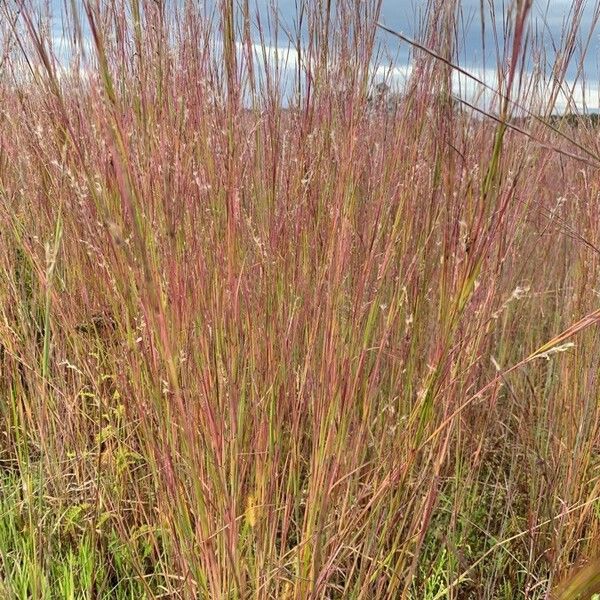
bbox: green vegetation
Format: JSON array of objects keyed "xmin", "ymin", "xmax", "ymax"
[{"xmin": 1, "ymin": 0, "xmax": 600, "ymax": 597}]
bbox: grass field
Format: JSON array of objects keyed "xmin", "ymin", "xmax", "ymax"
[{"xmin": 2, "ymin": 0, "xmax": 600, "ymax": 597}]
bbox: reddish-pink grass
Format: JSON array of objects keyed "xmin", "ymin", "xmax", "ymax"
[{"xmin": 1, "ymin": 0, "xmax": 600, "ymax": 598}]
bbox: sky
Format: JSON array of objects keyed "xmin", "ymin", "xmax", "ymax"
[
  {"xmin": 378, "ymin": 0, "xmax": 600, "ymax": 111},
  {"xmin": 47, "ymin": 0, "xmax": 600, "ymax": 112},
  {"xmin": 247, "ymin": 0, "xmax": 600, "ymax": 110}
]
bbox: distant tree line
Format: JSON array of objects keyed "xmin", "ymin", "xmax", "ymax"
[
  {"xmin": 367, "ymin": 82, "xmax": 460, "ymax": 113},
  {"xmin": 512, "ymin": 112, "xmax": 600, "ymax": 128}
]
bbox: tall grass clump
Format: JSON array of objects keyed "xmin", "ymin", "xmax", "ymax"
[{"xmin": 2, "ymin": 0, "xmax": 600, "ymax": 597}]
